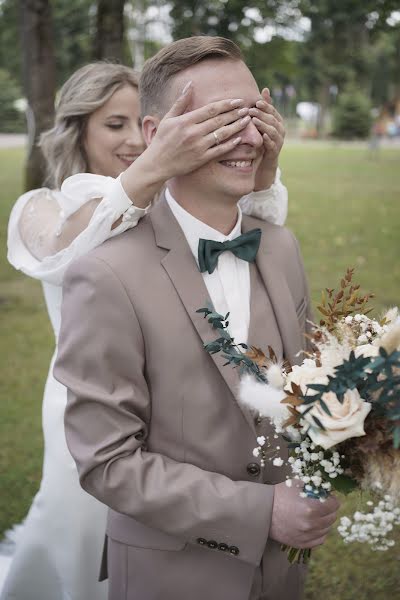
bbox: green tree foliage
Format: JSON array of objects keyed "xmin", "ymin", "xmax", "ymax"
[
  {"xmin": 0, "ymin": 0, "xmax": 20, "ymax": 79},
  {"xmin": 0, "ymin": 69, "xmax": 26, "ymax": 133},
  {"xmin": 52, "ymin": 0, "xmax": 93, "ymax": 86},
  {"xmin": 0, "ymin": 0, "xmax": 93, "ymax": 90},
  {"xmin": 0, "ymin": 0, "xmax": 399, "ymax": 126},
  {"xmin": 332, "ymin": 89, "xmax": 372, "ymax": 139},
  {"xmin": 169, "ymin": 0, "xmax": 281, "ymax": 45},
  {"xmin": 299, "ymin": 0, "xmax": 398, "ymax": 91},
  {"xmin": 294, "ymin": 0, "xmax": 399, "ymax": 133},
  {"xmin": 168, "ymin": 0, "xmax": 301, "ymax": 98},
  {"xmin": 369, "ymin": 25, "xmax": 400, "ymax": 106}
]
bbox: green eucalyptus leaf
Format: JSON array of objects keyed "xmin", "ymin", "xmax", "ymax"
[
  {"xmin": 393, "ymin": 427, "xmax": 400, "ymax": 450},
  {"xmin": 319, "ymin": 398, "xmax": 332, "ymax": 416},
  {"xmin": 312, "ymin": 415, "xmax": 326, "ymax": 430}
]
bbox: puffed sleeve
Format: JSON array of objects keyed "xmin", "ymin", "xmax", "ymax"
[
  {"xmin": 7, "ymin": 174, "xmax": 150, "ymax": 286},
  {"xmin": 239, "ymin": 167, "xmax": 288, "ymax": 226}
]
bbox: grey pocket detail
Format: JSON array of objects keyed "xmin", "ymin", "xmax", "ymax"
[{"xmin": 107, "ymin": 512, "xmax": 186, "ymax": 551}]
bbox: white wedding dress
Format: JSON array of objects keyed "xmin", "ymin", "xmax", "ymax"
[{"xmin": 1, "ymin": 172, "xmax": 288, "ymax": 600}]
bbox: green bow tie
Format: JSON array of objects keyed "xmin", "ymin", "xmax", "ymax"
[{"xmin": 198, "ymin": 228, "xmax": 262, "ymax": 274}]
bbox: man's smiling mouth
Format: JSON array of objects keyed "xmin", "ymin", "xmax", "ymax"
[{"xmin": 219, "ymin": 159, "xmax": 254, "ymax": 169}]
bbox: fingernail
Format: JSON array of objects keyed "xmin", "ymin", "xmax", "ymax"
[
  {"xmin": 241, "ymin": 115, "xmax": 251, "ymax": 125},
  {"xmin": 233, "ymin": 137, "xmax": 242, "ymax": 145},
  {"xmin": 231, "ymin": 99, "xmax": 244, "ymax": 107},
  {"xmin": 181, "ymin": 81, "xmax": 192, "ymax": 95},
  {"xmin": 238, "ymin": 107, "xmax": 249, "ymax": 116}
]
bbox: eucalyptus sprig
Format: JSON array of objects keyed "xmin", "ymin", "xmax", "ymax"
[{"xmin": 196, "ymin": 307, "xmax": 267, "ymax": 382}]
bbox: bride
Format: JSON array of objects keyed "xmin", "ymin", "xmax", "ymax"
[{"xmin": 3, "ymin": 61, "xmax": 287, "ymax": 599}]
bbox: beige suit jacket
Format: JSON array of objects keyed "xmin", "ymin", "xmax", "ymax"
[{"xmin": 54, "ymin": 195, "xmax": 312, "ymax": 600}]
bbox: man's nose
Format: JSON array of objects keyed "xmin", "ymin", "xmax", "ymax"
[{"xmin": 240, "ymin": 118, "xmax": 263, "ymax": 148}]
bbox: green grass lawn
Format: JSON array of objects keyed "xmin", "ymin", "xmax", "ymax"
[{"xmin": 0, "ymin": 144, "xmax": 399, "ymax": 597}]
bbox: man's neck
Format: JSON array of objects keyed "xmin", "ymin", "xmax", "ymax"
[{"xmin": 167, "ymin": 181, "xmax": 240, "ymax": 236}]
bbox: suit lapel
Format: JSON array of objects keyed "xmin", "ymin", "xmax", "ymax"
[
  {"xmin": 150, "ymin": 195, "xmax": 255, "ymax": 433},
  {"xmin": 247, "ymin": 263, "xmax": 271, "ymax": 355},
  {"xmin": 243, "ymin": 216, "xmax": 302, "ymax": 366}
]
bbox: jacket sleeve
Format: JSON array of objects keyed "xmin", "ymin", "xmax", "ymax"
[{"xmin": 54, "ymin": 253, "xmax": 274, "ymax": 567}]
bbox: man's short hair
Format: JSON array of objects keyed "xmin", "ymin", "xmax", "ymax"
[{"xmin": 140, "ymin": 36, "xmax": 243, "ymax": 118}]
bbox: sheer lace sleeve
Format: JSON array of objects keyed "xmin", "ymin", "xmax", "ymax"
[
  {"xmin": 239, "ymin": 167, "xmax": 288, "ymax": 226},
  {"xmin": 7, "ymin": 175, "xmax": 150, "ymax": 286}
]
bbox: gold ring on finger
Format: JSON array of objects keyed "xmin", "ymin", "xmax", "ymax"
[{"xmin": 213, "ymin": 131, "xmax": 221, "ymax": 145}]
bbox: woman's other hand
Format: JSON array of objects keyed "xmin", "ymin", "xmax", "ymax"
[{"xmin": 249, "ymin": 88, "xmax": 286, "ymax": 191}]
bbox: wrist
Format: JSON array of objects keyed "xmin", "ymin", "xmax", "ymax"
[{"xmin": 120, "ymin": 151, "xmax": 167, "ymax": 208}]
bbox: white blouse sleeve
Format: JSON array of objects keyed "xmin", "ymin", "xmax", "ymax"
[
  {"xmin": 239, "ymin": 167, "xmax": 288, "ymax": 226},
  {"xmin": 7, "ymin": 174, "xmax": 150, "ymax": 286}
]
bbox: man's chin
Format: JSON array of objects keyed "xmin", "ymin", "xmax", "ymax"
[
  {"xmin": 220, "ymin": 175, "xmax": 256, "ymax": 198},
  {"xmin": 218, "ymin": 182, "xmax": 255, "ymax": 201}
]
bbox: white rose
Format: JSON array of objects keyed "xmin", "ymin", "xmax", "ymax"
[
  {"xmin": 354, "ymin": 344, "xmax": 380, "ymax": 359},
  {"xmin": 300, "ymin": 389, "xmax": 371, "ymax": 450},
  {"xmin": 285, "ymin": 359, "xmax": 331, "ymax": 395}
]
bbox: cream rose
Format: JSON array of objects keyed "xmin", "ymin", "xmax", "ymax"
[
  {"xmin": 300, "ymin": 389, "xmax": 372, "ymax": 450},
  {"xmin": 285, "ymin": 359, "xmax": 332, "ymax": 395},
  {"xmin": 354, "ymin": 344, "xmax": 380, "ymax": 359}
]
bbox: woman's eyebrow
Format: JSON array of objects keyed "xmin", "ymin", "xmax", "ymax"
[{"xmin": 105, "ymin": 114, "xmax": 128, "ymax": 120}]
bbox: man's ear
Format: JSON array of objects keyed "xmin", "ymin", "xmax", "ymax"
[{"xmin": 142, "ymin": 116, "xmax": 160, "ymax": 147}]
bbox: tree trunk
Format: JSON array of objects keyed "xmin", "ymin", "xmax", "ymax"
[
  {"xmin": 93, "ymin": 0, "xmax": 125, "ymax": 61},
  {"xmin": 20, "ymin": 0, "xmax": 56, "ymax": 191},
  {"xmin": 316, "ymin": 81, "xmax": 331, "ymax": 138}
]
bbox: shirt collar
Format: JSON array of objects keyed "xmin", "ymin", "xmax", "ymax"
[{"xmin": 165, "ymin": 187, "xmax": 242, "ymax": 263}]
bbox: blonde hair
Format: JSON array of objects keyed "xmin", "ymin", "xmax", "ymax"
[
  {"xmin": 140, "ymin": 36, "xmax": 242, "ymax": 118},
  {"xmin": 40, "ymin": 62, "xmax": 139, "ymax": 188}
]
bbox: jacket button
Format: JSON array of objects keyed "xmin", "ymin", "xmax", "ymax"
[
  {"xmin": 229, "ymin": 546, "xmax": 240, "ymax": 556},
  {"xmin": 247, "ymin": 463, "xmax": 261, "ymax": 477},
  {"xmin": 197, "ymin": 538, "xmax": 207, "ymax": 546},
  {"xmin": 207, "ymin": 540, "xmax": 218, "ymax": 549},
  {"xmin": 218, "ymin": 543, "xmax": 228, "ymax": 552}
]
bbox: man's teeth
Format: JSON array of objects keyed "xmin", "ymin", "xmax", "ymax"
[
  {"xmin": 222, "ymin": 160, "xmax": 252, "ymax": 168},
  {"xmin": 119, "ymin": 155, "xmax": 136, "ymax": 161}
]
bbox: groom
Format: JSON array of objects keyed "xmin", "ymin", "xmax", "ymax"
[{"xmin": 54, "ymin": 37, "xmax": 339, "ymax": 600}]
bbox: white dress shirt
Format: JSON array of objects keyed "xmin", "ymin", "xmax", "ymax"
[{"xmin": 165, "ymin": 188, "xmax": 251, "ymax": 345}]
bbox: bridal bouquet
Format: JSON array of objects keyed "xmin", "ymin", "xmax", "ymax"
[{"xmin": 197, "ymin": 269, "xmax": 400, "ymax": 563}]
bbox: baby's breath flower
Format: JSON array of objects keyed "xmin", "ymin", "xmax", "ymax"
[{"xmin": 338, "ymin": 496, "xmax": 400, "ymax": 551}]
